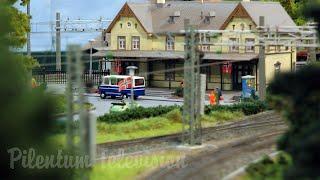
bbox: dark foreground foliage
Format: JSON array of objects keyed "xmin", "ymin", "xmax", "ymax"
[
  {"xmin": 245, "ymin": 152, "xmax": 292, "ymax": 180},
  {"xmin": 267, "ymin": 64, "xmax": 320, "ymax": 179}
]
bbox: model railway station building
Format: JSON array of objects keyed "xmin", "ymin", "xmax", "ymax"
[{"xmin": 86, "ymin": 0, "xmax": 297, "ymax": 91}]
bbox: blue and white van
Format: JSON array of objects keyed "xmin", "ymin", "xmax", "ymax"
[{"xmin": 98, "ymin": 75, "xmax": 145, "ymax": 99}]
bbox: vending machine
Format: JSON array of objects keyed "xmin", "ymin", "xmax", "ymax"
[{"xmin": 242, "ymin": 75, "xmax": 256, "ymax": 98}]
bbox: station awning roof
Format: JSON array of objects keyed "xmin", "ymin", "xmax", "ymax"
[{"xmin": 94, "ymin": 50, "xmax": 258, "ymax": 61}]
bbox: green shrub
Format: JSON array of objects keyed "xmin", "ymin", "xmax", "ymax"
[
  {"xmin": 98, "ymin": 105, "xmax": 180, "ymax": 123},
  {"xmin": 53, "ymin": 94, "xmax": 67, "ymax": 114},
  {"xmin": 165, "ymin": 109, "xmax": 182, "ymax": 123},
  {"xmin": 205, "ymin": 100, "xmax": 267, "ymax": 116},
  {"xmin": 201, "ymin": 111, "xmax": 244, "ymax": 123},
  {"xmin": 245, "ymin": 153, "xmax": 292, "ymax": 180},
  {"xmin": 174, "ymin": 87, "xmax": 184, "ymax": 97}
]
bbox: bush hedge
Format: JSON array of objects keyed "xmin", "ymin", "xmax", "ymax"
[
  {"xmin": 98, "ymin": 105, "xmax": 181, "ymax": 123},
  {"xmin": 205, "ymin": 100, "xmax": 267, "ymax": 116},
  {"xmin": 98, "ymin": 100, "xmax": 267, "ymax": 124}
]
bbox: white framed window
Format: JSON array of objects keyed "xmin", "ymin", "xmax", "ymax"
[
  {"xmin": 132, "ymin": 36, "xmax": 140, "ymax": 50},
  {"xmin": 245, "ymin": 38, "xmax": 255, "ymax": 52},
  {"xmin": 200, "ymin": 34, "xmax": 210, "ymax": 43},
  {"xmin": 229, "ymin": 38, "xmax": 239, "ymax": 52},
  {"xmin": 166, "ymin": 36, "xmax": 175, "ymax": 51},
  {"xmin": 118, "ymin": 36, "xmax": 126, "ymax": 50},
  {"xmin": 201, "ymin": 45, "xmax": 210, "ymax": 52}
]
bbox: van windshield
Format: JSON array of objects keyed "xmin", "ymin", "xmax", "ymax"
[{"xmin": 135, "ymin": 78, "xmax": 145, "ymax": 86}]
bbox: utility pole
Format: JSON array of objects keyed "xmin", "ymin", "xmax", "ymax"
[
  {"xmin": 183, "ymin": 19, "xmax": 202, "ymax": 146},
  {"xmin": 199, "ymin": 74, "xmax": 206, "ymax": 115},
  {"xmin": 72, "ymin": 45, "xmax": 96, "ymax": 178},
  {"xmin": 27, "ymin": 1, "xmax": 31, "ymax": 56},
  {"xmin": 89, "ymin": 39, "xmax": 96, "ymax": 77},
  {"xmin": 258, "ymin": 16, "xmax": 266, "ymax": 101},
  {"xmin": 127, "ymin": 66, "xmax": 138, "ymax": 108},
  {"xmin": 66, "ymin": 45, "xmax": 76, "ymax": 151},
  {"xmin": 56, "ymin": 12, "xmax": 62, "ymax": 70}
]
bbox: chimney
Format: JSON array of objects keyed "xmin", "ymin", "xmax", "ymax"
[{"xmin": 156, "ymin": 0, "xmax": 165, "ymax": 8}]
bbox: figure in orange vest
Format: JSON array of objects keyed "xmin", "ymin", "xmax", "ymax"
[
  {"xmin": 31, "ymin": 78, "xmax": 37, "ymax": 89},
  {"xmin": 209, "ymin": 91, "xmax": 216, "ymax": 105}
]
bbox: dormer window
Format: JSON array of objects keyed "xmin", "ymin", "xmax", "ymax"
[
  {"xmin": 168, "ymin": 16, "xmax": 175, "ymax": 24},
  {"xmin": 168, "ymin": 11, "xmax": 180, "ymax": 24},
  {"xmin": 249, "ymin": 24, "xmax": 252, "ymax": 30},
  {"xmin": 135, "ymin": 23, "xmax": 138, "ymax": 29},
  {"xmin": 204, "ymin": 11, "xmax": 215, "ymax": 24},
  {"xmin": 232, "ymin": 25, "xmax": 236, "ymax": 30},
  {"xmin": 120, "ymin": 23, "xmax": 123, "ymax": 28},
  {"xmin": 204, "ymin": 16, "xmax": 211, "ymax": 24}
]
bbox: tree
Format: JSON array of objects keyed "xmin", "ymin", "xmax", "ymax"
[
  {"xmin": 0, "ymin": 1, "xmax": 74, "ymax": 179},
  {"xmin": 268, "ymin": 64, "xmax": 320, "ymax": 179},
  {"xmin": 304, "ymin": 0, "xmax": 320, "ymax": 33},
  {"xmin": 3, "ymin": 0, "xmax": 37, "ymax": 70},
  {"xmin": 262, "ymin": 0, "xmax": 307, "ymax": 25}
]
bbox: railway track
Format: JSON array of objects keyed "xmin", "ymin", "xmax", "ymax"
[
  {"xmin": 96, "ymin": 111, "xmax": 286, "ymax": 160},
  {"xmin": 146, "ymin": 130, "xmax": 286, "ymax": 180}
]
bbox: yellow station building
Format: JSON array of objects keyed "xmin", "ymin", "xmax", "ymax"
[{"xmin": 90, "ymin": 0, "xmax": 297, "ymax": 91}]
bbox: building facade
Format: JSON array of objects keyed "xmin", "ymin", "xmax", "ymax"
[{"xmin": 92, "ymin": 0, "xmax": 297, "ymax": 90}]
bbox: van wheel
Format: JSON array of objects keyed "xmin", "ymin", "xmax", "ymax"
[
  {"xmin": 100, "ymin": 93, "xmax": 106, "ymax": 99},
  {"xmin": 120, "ymin": 95, "xmax": 125, "ymax": 100},
  {"xmin": 111, "ymin": 95, "xmax": 116, "ymax": 99},
  {"xmin": 134, "ymin": 96, "xmax": 138, "ymax": 100}
]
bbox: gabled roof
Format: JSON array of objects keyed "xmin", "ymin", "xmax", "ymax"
[
  {"xmin": 106, "ymin": 3, "xmax": 152, "ymax": 33},
  {"xmin": 220, "ymin": 2, "xmax": 256, "ymax": 30},
  {"xmin": 105, "ymin": 1, "xmax": 296, "ymax": 34}
]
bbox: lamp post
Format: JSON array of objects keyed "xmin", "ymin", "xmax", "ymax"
[
  {"xmin": 274, "ymin": 61, "xmax": 281, "ymax": 75},
  {"xmin": 126, "ymin": 66, "xmax": 138, "ymax": 108},
  {"xmin": 89, "ymin": 39, "xmax": 95, "ymax": 77}
]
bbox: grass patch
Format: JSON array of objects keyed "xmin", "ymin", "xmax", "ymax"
[
  {"xmin": 52, "ymin": 109, "xmax": 245, "ymax": 145},
  {"xmin": 90, "ymin": 151, "xmax": 183, "ymax": 180},
  {"xmin": 96, "ymin": 116, "xmax": 182, "ymax": 143},
  {"xmin": 201, "ymin": 111, "xmax": 245, "ymax": 126},
  {"xmin": 53, "ymin": 94, "xmax": 93, "ymax": 114}
]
